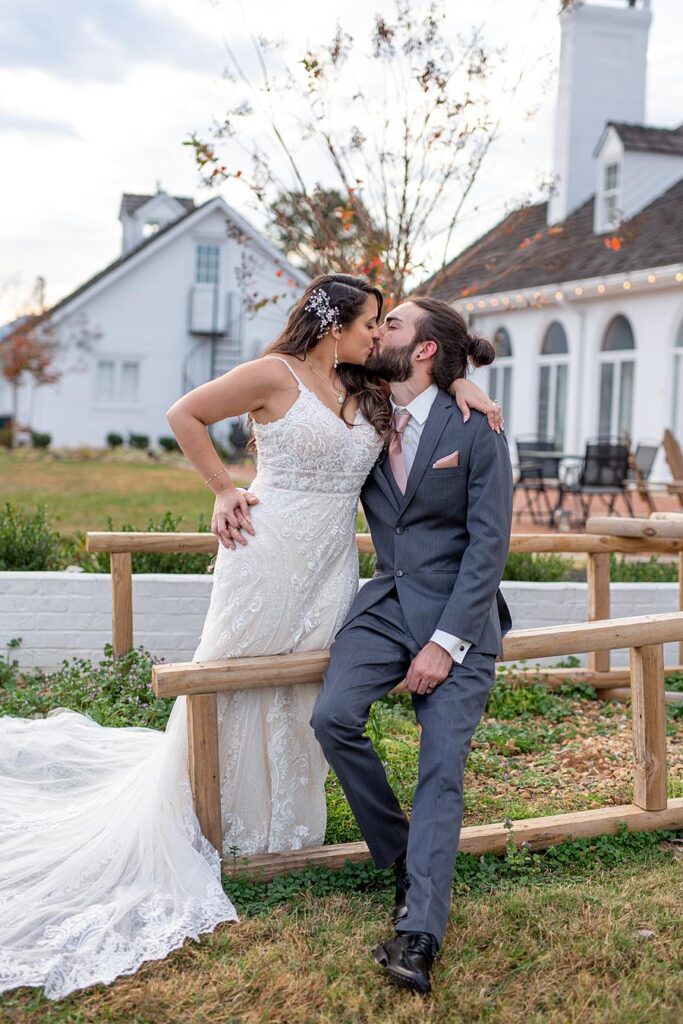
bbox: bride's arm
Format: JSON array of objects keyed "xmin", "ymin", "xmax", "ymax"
[
  {"xmin": 451, "ymin": 378, "xmax": 504, "ymax": 433},
  {"xmin": 166, "ymin": 358, "xmax": 292, "ymax": 549}
]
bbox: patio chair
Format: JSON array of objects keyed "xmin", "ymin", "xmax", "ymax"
[
  {"xmin": 557, "ymin": 437, "xmax": 634, "ymax": 526},
  {"xmin": 627, "ymin": 440, "xmax": 660, "ymax": 514},
  {"xmin": 662, "ymin": 429, "xmax": 683, "ymax": 508},
  {"xmin": 513, "ymin": 436, "xmax": 561, "ymax": 526}
]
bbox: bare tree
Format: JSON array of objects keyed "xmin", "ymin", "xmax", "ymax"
[{"xmin": 186, "ymin": 0, "xmax": 544, "ymax": 306}]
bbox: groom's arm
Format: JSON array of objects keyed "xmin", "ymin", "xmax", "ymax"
[{"xmin": 435, "ymin": 416, "xmax": 513, "ymax": 645}]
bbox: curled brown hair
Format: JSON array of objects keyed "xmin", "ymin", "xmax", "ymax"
[
  {"xmin": 262, "ymin": 274, "xmax": 391, "ymax": 436},
  {"xmin": 410, "ymin": 295, "xmax": 496, "ymax": 390}
]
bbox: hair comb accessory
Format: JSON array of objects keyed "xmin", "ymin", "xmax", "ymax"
[{"xmin": 304, "ymin": 288, "xmax": 341, "ymax": 339}]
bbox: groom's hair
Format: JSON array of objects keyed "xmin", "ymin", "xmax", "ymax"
[{"xmin": 410, "ymin": 296, "xmax": 496, "ymax": 390}]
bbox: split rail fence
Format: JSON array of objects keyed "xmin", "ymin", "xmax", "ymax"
[{"xmin": 85, "ymin": 529, "xmax": 683, "ymax": 876}]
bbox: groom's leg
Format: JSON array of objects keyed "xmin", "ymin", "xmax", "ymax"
[
  {"xmin": 397, "ymin": 650, "xmax": 496, "ymax": 946},
  {"xmin": 311, "ymin": 590, "xmax": 412, "ymax": 868}
]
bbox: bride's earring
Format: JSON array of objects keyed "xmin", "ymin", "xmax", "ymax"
[{"xmin": 333, "ymin": 333, "xmax": 339, "ymax": 369}]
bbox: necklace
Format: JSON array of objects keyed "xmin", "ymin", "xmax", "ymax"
[{"xmin": 306, "ymin": 356, "xmax": 346, "ymax": 405}]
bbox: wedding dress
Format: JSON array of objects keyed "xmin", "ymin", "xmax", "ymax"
[{"xmin": 0, "ymin": 357, "xmax": 382, "ymax": 999}]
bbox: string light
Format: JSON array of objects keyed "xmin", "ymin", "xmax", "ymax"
[
  {"xmin": 647, "ymin": 274, "xmax": 656, "ymax": 284},
  {"xmin": 554, "ymin": 290, "xmax": 564, "ymax": 300},
  {"xmin": 516, "ymin": 294, "xmax": 524, "ymax": 303},
  {"xmin": 502, "ymin": 296, "xmax": 510, "ymax": 305},
  {"xmin": 574, "ymin": 286, "xmax": 583, "ymax": 295},
  {"xmin": 623, "ymin": 281, "xmax": 631, "ymax": 290},
  {"xmin": 490, "ymin": 298, "xmax": 499, "ymax": 307},
  {"xmin": 478, "ymin": 300, "xmax": 486, "ymax": 308},
  {"xmin": 597, "ymin": 284, "xmax": 606, "ymax": 293},
  {"xmin": 466, "ymin": 302, "xmax": 474, "ymax": 311},
  {"xmin": 676, "ymin": 273, "xmax": 683, "ymax": 282}
]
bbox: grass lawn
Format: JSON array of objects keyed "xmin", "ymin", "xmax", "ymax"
[
  {"xmin": 0, "ymin": 450, "xmax": 254, "ymax": 535},
  {"xmin": 2, "ymin": 648, "xmax": 682, "ymax": 1022}
]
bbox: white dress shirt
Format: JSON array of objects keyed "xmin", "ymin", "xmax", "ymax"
[{"xmin": 390, "ymin": 384, "xmax": 472, "ymax": 665}]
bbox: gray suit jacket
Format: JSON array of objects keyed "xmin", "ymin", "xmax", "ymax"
[{"xmin": 347, "ymin": 388, "xmax": 513, "ymax": 657}]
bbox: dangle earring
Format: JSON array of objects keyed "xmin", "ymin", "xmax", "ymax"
[{"xmin": 333, "ymin": 333, "xmax": 339, "ymax": 369}]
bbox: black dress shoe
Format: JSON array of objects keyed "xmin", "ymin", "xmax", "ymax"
[
  {"xmin": 392, "ymin": 853, "xmax": 410, "ymax": 925},
  {"xmin": 373, "ymin": 931, "xmax": 439, "ymax": 995}
]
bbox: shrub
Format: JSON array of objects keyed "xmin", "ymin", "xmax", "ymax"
[
  {"xmin": 0, "ymin": 503, "xmax": 65, "ymax": 570},
  {"xmin": 84, "ymin": 510, "xmax": 214, "ymax": 574},
  {"xmin": 610, "ymin": 554, "xmax": 678, "ymax": 583},
  {"xmin": 158, "ymin": 435, "xmax": 181, "ymax": 452},
  {"xmin": 128, "ymin": 433, "xmax": 150, "ymax": 450},
  {"xmin": 30, "ymin": 430, "xmax": 51, "ymax": 448},
  {"xmin": 0, "ymin": 426, "xmax": 12, "ymax": 448},
  {"xmin": 106, "ymin": 432, "xmax": 124, "ymax": 448},
  {"xmin": 503, "ymin": 552, "xmax": 568, "ymax": 582}
]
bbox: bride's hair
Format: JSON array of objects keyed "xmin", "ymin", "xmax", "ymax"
[{"xmin": 262, "ymin": 274, "xmax": 392, "ymax": 436}]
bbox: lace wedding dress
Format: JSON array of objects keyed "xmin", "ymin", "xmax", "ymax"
[{"xmin": 0, "ymin": 357, "xmax": 382, "ymax": 999}]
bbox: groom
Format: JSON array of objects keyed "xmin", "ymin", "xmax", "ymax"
[{"xmin": 311, "ymin": 296, "xmax": 513, "ymax": 995}]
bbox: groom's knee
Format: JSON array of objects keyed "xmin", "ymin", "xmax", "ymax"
[{"xmin": 310, "ymin": 688, "xmax": 361, "ymax": 748}]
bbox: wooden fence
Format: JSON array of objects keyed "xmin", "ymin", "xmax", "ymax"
[
  {"xmin": 150, "ymin": 612, "xmax": 683, "ymax": 875},
  {"xmin": 83, "ymin": 530, "xmax": 683, "ymax": 877},
  {"xmin": 86, "ymin": 529, "xmax": 683, "ymax": 684}
]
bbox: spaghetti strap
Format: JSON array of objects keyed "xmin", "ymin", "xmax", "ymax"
[{"xmin": 264, "ymin": 355, "xmax": 306, "ymax": 390}]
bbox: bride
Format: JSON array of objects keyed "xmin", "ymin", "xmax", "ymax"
[{"xmin": 0, "ymin": 274, "xmax": 502, "ymax": 999}]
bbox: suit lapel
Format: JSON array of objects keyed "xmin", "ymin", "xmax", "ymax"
[
  {"xmin": 399, "ymin": 389, "xmax": 454, "ymax": 514},
  {"xmin": 370, "ymin": 452, "xmax": 400, "ymax": 511}
]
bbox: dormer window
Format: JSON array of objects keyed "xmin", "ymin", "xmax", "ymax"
[
  {"xmin": 195, "ymin": 244, "xmax": 220, "ymax": 285},
  {"xmin": 603, "ymin": 162, "xmax": 621, "ymax": 226},
  {"xmin": 142, "ymin": 220, "xmax": 160, "ymax": 239}
]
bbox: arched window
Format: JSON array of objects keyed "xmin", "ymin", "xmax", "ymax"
[
  {"xmin": 672, "ymin": 319, "xmax": 683, "ymax": 432},
  {"xmin": 537, "ymin": 322, "xmax": 569, "ymax": 446},
  {"xmin": 598, "ymin": 315, "xmax": 635, "ymax": 438},
  {"xmin": 488, "ymin": 327, "xmax": 513, "ymax": 434}
]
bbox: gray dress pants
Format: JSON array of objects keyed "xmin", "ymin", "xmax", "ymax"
[{"xmin": 311, "ymin": 588, "xmax": 495, "ymax": 945}]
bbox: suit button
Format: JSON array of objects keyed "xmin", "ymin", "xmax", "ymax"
[
  {"xmin": 395, "ymin": 527, "xmax": 404, "ymax": 535},
  {"xmin": 395, "ymin": 570, "xmax": 404, "ymax": 577}
]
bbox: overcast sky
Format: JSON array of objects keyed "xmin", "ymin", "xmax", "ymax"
[{"xmin": 1, "ymin": 0, "xmax": 681, "ymax": 322}]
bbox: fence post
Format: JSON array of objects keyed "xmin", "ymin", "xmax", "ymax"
[
  {"xmin": 587, "ymin": 552, "xmax": 611, "ymax": 673},
  {"xmin": 187, "ymin": 693, "xmax": 223, "ymax": 855},
  {"xmin": 110, "ymin": 552, "xmax": 133, "ymax": 658},
  {"xmin": 629, "ymin": 643, "xmax": 667, "ymax": 811}
]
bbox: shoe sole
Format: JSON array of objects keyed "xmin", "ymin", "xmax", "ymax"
[{"xmin": 373, "ymin": 946, "xmax": 431, "ymax": 996}]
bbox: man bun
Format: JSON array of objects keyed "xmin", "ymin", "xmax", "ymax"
[{"xmin": 466, "ymin": 331, "xmax": 496, "ymax": 368}]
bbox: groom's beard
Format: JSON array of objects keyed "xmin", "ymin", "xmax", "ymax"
[{"xmin": 365, "ymin": 338, "xmax": 419, "ymax": 382}]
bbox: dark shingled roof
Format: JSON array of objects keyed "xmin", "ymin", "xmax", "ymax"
[
  {"xmin": 422, "ymin": 176, "xmax": 683, "ymax": 302},
  {"xmin": 608, "ymin": 121, "xmax": 683, "ymax": 156},
  {"xmin": 120, "ymin": 192, "xmax": 195, "ymax": 217}
]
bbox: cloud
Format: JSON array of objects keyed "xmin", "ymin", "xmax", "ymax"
[
  {"xmin": 0, "ymin": 0, "xmax": 226, "ymax": 82},
  {"xmin": 0, "ymin": 113, "xmax": 81, "ymax": 138}
]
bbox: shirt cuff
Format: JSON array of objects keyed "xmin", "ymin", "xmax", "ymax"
[{"xmin": 430, "ymin": 630, "xmax": 471, "ymax": 664}]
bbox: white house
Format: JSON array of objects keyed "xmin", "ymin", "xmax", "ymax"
[
  {"xmin": 423, "ymin": 0, "xmax": 683, "ymax": 473},
  {"xmin": 10, "ymin": 189, "xmax": 308, "ymax": 447}
]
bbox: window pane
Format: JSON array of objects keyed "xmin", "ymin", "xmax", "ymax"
[
  {"xmin": 489, "ymin": 366, "xmax": 498, "ymax": 403},
  {"xmin": 537, "ymin": 365, "xmax": 550, "ymax": 436},
  {"xmin": 493, "ymin": 327, "xmax": 512, "ymax": 358},
  {"xmin": 673, "ymin": 355, "xmax": 683, "ymax": 431},
  {"xmin": 599, "ymin": 363, "xmax": 614, "ymax": 437},
  {"xmin": 618, "ymin": 360, "xmax": 634, "ymax": 438},
  {"xmin": 604, "ymin": 162, "xmax": 619, "ymax": 191},
  {"xmin": 603, "ymin": 315, "xmax": 635, "ymax": 352},
  {"xmin": 542, "ymin": 322, "xmax": 568, "ymax": 356},
  {"xmin": 554, "ymin": 363, "xmax": 568, "ymax": 448},
  {"xmin": 605, "ymin": 195, "xmax": 618, "ymax": 225},
  {"xmin": 120, "ymin": 361, "xmax": 140, "ymax": 403},
  {"xmin": 195, "ymin": 244, "xmax": 220, "ymax": 285},
  {"xmin": 502, "ymin": 366, "xmax": 512, "ymax": 434},
  {"xmin": 96, "ymin": 360, "xmax": 115, "ymax": 402}
]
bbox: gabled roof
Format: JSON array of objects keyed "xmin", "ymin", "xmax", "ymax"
[
  {"xmin": 120, "ymin": 192, "xmax": 195, "ymax": 217},
  {"xmin": 608, "ymin": 121, "xmax": 683, "ymax": 157},
  {"xmin": 48, "ymin": 196, "xmax": 308, "ymax": 319},
  {"xmin": 421, "ymin": 176, "xmax": 683, "ymax": 302}
]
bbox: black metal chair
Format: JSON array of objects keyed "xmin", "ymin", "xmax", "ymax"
[
  {"xmin": 557, "ymin": 437, "xmax": 634, "ymax": 526},
  {"xmin": 514, "ymin": 436, "xmax": 562, "ymax": 526}
]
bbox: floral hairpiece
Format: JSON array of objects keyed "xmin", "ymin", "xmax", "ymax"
[{"xmin": 304, "ymin": 288, "xmax": 341, "ymax": 338}]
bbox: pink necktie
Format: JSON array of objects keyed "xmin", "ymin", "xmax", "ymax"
[{"xmin": 388, "ymin": 409, "xmax": 411, "ymax": 493}]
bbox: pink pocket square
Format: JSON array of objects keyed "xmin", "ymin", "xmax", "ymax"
[{"xmin": 432, "ymin": 450, "xmax": 460, "ymax": 469}]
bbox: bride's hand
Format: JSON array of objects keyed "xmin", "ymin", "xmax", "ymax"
[
  {"xmin": 451, "ymin": 378, "xmax": 504, "ymax": 433},
  {"xmin": 211, "ymin": 487, "xmax": 259, "ymax": 550}
]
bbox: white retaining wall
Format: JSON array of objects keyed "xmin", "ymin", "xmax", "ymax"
[{"xmin": 1, "ymin": 572, "xmax": 681, "ymax": 672}]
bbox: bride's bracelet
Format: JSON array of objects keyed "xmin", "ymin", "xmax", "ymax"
[{"xmin": 204, "ymin": 466, "xmax": 230, "ymax": 486}]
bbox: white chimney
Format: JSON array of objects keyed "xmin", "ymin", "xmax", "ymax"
[{"xmin": 547, "ymin": 0, "xmax": 652, "ymax": 225}]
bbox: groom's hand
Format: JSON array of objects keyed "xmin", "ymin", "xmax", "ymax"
[{"xmin": 405, "ymin": 642, "xmax": 453, "ymax": 696}]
